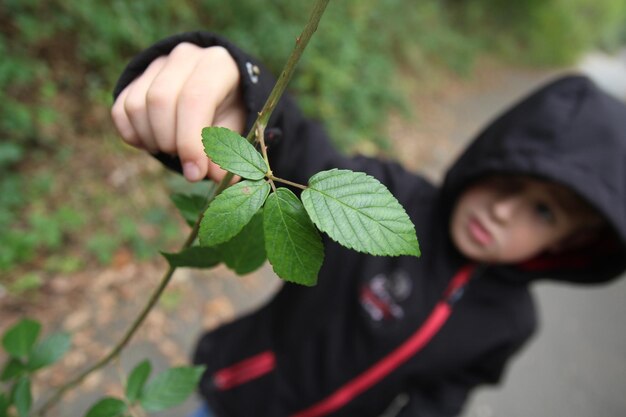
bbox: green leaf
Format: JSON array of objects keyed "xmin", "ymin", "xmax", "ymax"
[
  {"xmin": 13, "ymin": 377, "xmax": 31, "ymax": 417},
  {"xmin": 84, "ymin": 397, "xmax": 127, "ymax": 417},
  {"xmin": 0, "ymin": 393, "xmax": 9, "ymax": 417},
  {"xmin": 201, "ymin": 127, "xmax": 268, "ymax": 180},
  {"xmin": 217, "ymin": 211, "xmax": 266, "ymax": 275},
  {"xmin": 1, "ymin": 358, "xmax": 26, "ymax": 381},
  {"xmin": 125, "ymin": 360, "xmax": 152, "ymax": 404},
  {"xmin": 302, "ymin": 169, "xmax": 420, "ymax": 257},
  {"xmin": 199, "ymin": 180, "xmax": 270, "ymax": 247},
  {"xmin": 170, "ymin": 193, "xmax": 207, "ymax": 226},
  {"xmin": 27, "ymin": 332, "xmax": 71, "ymax": 371},
  {"xmin": 264, "ymin": 188, "xmax": 324, "ymax": 286},
  {"xmin": 161, "ymin": 247, "xmax": 220, "ymax": 269},
  {"xmin": 2, "ymin": 319, "xmax": 41, "ymax": 358},
  {"xmin": 139, "ymin": 366, "xmax": 205, "ymax": 412},
  {"xmin": 164, "ymin": 213, "xmax": 267, "ymax": 275}
]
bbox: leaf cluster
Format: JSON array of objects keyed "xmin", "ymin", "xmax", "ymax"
[
  {"xmin": 0, "ymin": 321, "xmax": 202, "ymax": 417},
  {"xmin": 164, "ymin": 127, "xmax": 420, "ymax": 286},
  {"xmin": 1, "ymin": 319, "xmax": 71, "ymax": 417},
  {"xmin": 83, "ymin": 361, "xmax": 204, "ymax": 417}
]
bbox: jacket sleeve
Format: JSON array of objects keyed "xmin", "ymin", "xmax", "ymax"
[
  {"xmin": 394, "ymin": 382, "xmax": 470, "ymax": 417},
  {"xmin": 112, "ymin": 31, "xmax": 436, "ymax": 204},
  {"xmin": 395, "ymin": 341, "xmax": 527, "ymax": 417}
]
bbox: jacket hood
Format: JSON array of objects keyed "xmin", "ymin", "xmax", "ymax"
[{"xmin": 442, "ymin": 74, "xmax": 626, "ymax": 284}]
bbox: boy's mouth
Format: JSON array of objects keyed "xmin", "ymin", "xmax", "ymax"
[{"xmin": 468, "ymin": 216, "xmax": 493, "ymax": 246}]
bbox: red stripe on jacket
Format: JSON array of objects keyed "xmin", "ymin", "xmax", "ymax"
[{"xmin": 213, "ymin": 351, "xmax": 276, "ymax": 390}]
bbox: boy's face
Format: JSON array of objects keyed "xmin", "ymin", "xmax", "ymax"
[{"xmin": 450, "ymin": 176, "xmax": 582, "ymax": 264}]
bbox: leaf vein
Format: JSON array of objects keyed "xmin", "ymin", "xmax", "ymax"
[
  {"xmin": 313, "ymin": 189, "xmax": 405, "ymax": 237},
  {"xmin": 276, "ymin": 195, "xmax": 307, "ymax": 270}
]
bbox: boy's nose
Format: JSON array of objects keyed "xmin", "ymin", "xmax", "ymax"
[{"xmin": 491, "ymin": 196, "xmax": 521, "ymax": 222}]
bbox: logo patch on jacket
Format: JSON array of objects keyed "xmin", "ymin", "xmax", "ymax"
[{"xmin": 360, "ymin": 270, "xmax": 412, "ymax": 322}]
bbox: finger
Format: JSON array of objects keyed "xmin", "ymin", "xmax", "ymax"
[
  {"xmin": 123, "ymin": 57, "xmax": 167, "ymax": 153},
  {"xmin": 111, "ymin": 85, "xmax": 143, "ymax": 148},
  {"xmin": 145, "ymin": 43, "xmax": 204, "ymax": 154},
  {"xmin": 213, "ymin": 91, "xmax": 246, "ymax": 133},
  {"xmin": 176, "ymin": 47, "xmax": 241, "ymax": 182}
]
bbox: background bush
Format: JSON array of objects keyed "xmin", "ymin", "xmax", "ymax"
[
  {"xmin": 1, "ymin": 0, "xmax": 624, "ymax": 279},
  {"xmin": 454, "ymin": 0, "xmax": 626, "ymax": 65}
]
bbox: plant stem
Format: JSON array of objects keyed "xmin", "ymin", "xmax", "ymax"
[
  {"xmin": 35, "ymin": 1, "xmax": 330, "ymax": 414},
  {"xmin": 246, "ymin": 0, "xmax": 330, "ymax": 143},
  {"xmin": 256, "ymin": 122, "xmax": 272, "ymax": 177},
  {"xmin": 268, "ymin": 178, "xmax": 277, "ymax": 193},
  {"xmin": 270, "ymin": 176, "xmax": 307, "ymax": 190}
]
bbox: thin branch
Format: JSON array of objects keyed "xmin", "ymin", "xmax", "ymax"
[
  {"xmin": 246, "ymin": 0, "xmax": 330, "ymax": 144},
  {"xmin": 256, "ymin": 121, "xmax": 272, "ymax": 177},
  {"xmin": 34, "ymin": 1, "xmax": 330, "ymax": 415},
  {"xmin": 270, "ymin": 176, "xmax": 307, "ymax": 190},
  {"xmin": 268, "ymin": 178, "xmax": 277, "ymax": 193}
]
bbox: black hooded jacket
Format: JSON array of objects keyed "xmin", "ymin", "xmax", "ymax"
[{"xmin": 113, "ymin": 32, "xmax": 626, "ymax": 417}]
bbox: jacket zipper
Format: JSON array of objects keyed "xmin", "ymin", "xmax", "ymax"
[{"xmin": 212, "ymin": 350, "xmax": 276, "ymax": 391}]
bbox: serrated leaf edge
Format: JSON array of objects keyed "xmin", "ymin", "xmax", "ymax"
[
  {"xmin": 199, "ymin": 180, "xmax": 270, "ymax": 247},
  {"xmin": 202, "ymin": 127, "xmax": 268, "ymax": 179},
  {"xmin": 304, "ymin": 169, "xmax": 420, "ymax": 257}
]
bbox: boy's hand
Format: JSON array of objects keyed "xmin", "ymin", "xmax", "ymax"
[{"xmin": 111, "ymin": 44, "xmax": 246, "ymax": 182}]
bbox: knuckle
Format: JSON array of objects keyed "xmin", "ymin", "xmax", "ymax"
[
  {"xmin": 145, "ymin": 84, "xmax": 170, "ymax": 109},
  {"xmin": 201, "ymin": 46, "xmax": 234, "ymax": 68},
  {"xmin": 110, "ymin": 107, "xmax": 136, "ymax": 144},
  {"xmin": 179, "ymin": 88, "xmax": 209, "ymax": 107},
  {"xmin": 110, "ymin": 102, "xmax": 124, "ymax": 124},
  {"xmin": 123, "ymin": 95, "xmax": 145, "ymax": 115},
  {"xmin": 170, "ymin": 42, "xmax": 201, "ymax": 58},
  {"xmin": 207, "ymin": 45, "xmax": 230, "ymax": 58}
]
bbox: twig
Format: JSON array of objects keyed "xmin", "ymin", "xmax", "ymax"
[
  {"xmin": 247, "ymin": 0, "xmax": 330, "ymax": 143},
  {"xmin": 270, "ymin": 176, "xmax": 307, "ymax": 190}
]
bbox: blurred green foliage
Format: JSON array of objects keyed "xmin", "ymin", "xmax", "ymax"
[
  {"xmin": 204, "ymin": 0, "xmax": 479, "ymax": 150},
  {"xmin": 455, "ymin": 0, "xmax": 626, "ymax": 65},
  {"xmin": 0, "ymin": 0, "xmax": 624, "ymax": 277}
]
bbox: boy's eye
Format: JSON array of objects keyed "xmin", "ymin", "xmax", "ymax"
[{"xmin": 534, "ymin": 202, "xmax": 556, "ymax": 223}]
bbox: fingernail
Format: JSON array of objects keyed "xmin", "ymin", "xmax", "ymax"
[{"xmin": 183, "ymin": 162, "xmax": 201, "ymax": 181}]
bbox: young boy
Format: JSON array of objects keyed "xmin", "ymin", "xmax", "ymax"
[{"xmin": 111, "ymin": 33, "xmax": 626, "ymax": 417}]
